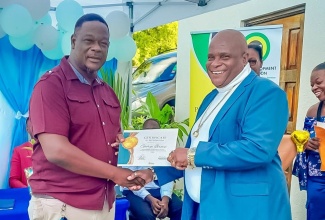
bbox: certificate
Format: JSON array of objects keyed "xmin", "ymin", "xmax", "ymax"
[{"xmin": 118, "ymin": 129, "xmax": 178, "ymax": 166}]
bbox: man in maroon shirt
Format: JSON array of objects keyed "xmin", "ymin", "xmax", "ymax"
[{"xmin": 28, "ymin": 13, "xmax": 153, "ymax": 220}]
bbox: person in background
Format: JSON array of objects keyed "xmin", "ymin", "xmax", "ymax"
[
  {"xmin": 248, "ymin": 43, "xmax": 263, "ymax": 75},
  {"xmin": 293, "ymin": 62, "xmax": 325, "ymax": 220},
  {"xmin": 132, "ymin": 29, "xmax": 291, "ymax": 219},
  {"xmin": 28, "ymin": 13, "xmax": 153, "ymax": 220},
  {"xmin": 122, "ymin": 118, "xmax": 182, "ymax": 220},
  {"xmin": 9, "ymin": 117, "xmax": 34, "ymax": 188}
]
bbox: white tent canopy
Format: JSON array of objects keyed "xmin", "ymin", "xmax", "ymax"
[{"xmin": 50, "ymin": 0, "xmax": 249, "ymax": 32}]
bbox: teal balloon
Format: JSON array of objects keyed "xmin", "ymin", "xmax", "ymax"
[
  {"xmin": 0, "ymin": 4, "xmax": 33, "ymax": 37},
  {"xmin": 61, "ymin": 31, "xmax": 73, "ymax": 55},
  {"xmin": 56, "ymin": 0, "xmax": 83, "ymax": 32},
  {"xmin": 35, "ymin": 13, "xmax": 52, "ymax": 26},
  {"xmin": 9, "ymin": 29, "xmax": 35, "ymax": 51},
  {"xmin": 0, "ymin": 24, "xmax": 6, "ymax": 39},
  {"xmin": 106, "ymin": 39, "xmax": 118, "ymax": 61},
  {"xmin": 114, "ymin": 35, "xmax": 137, "ymax": 62}
]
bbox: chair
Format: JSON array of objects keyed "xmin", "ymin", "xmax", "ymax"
[{"xmin": 278, "ymin": 134, "xmax": 297, "ymax": 194}]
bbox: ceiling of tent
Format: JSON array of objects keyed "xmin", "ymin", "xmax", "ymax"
[{"xmin": 49, "ymin": 0, "xmax": 250, "ymax": 32}]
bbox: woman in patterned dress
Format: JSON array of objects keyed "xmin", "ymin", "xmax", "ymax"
[{"xmin": 293, "ymin": 62, "xmax": 325, "ymax": 220}]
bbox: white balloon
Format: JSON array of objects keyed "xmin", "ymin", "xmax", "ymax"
[
  {"xmin": 0, "ymin": 0, "xmax": 11, "ymax": 8},
  {"xmin": 114, "ymin": 35, "xmax": 137, "ymax": 62},
  {"xmin": 56, "ymin": 0, "xmax": 84, "ymax": 32},
  {"xmin": 0, "ymin": 4, "xmax": 33, "ymax": 37},
  {"xmin": 9, "ymin": 29, "xmax": 35, "ymax": 51},
  {"xmin": 34, "ymin": 24, "xmax": 59, "ymax": 50},
  {"xmin": 105, "ymin": 11, "xmax": 130, "ymax": 40},
  {"xmin": 42, "ymin": 33, "xmax": 64, "ymax": 60}
]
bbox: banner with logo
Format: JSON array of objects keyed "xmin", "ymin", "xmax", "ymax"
[{"xmin": 189, "ymin": 25, "xmax": 283, "ymax": 126}]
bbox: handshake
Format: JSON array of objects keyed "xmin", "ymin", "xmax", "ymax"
[{"xmin": 112, "ymin": 167, "xmax": 155, "ymax": 191}]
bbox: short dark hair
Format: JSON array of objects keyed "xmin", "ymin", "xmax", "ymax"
[
  {"xmin": 248, "ymin": 44, "xmax": 263, "ymax": 61},
  {"xmin": 313, "ymin": 62, "xmax": 325, "ymax": 71},
  {"xmin": 143, "ymin": 118, "xmax": 160, "ymax": 129},
  {"xmin": 74, "ymin": 13, "xmax": 108, "ymax": 32}
]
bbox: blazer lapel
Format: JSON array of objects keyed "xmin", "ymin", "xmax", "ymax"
[
  {"xmin": 196, "ymin": 89, "xmax": 218, "ymax": 121},
  {"xmin": 208, "ymin": 71, "xmax": 256, "ymax": 140}
]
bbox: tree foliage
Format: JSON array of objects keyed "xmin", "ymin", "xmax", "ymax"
[{"xmin": 132, "ymin": 21, "xmax": 178, "ymax": 67}]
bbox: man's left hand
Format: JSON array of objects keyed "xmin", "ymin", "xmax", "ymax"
[
  {"xmin": 157, "ymin": 196, "xmax": 169, "ymax": 219},
  {"xmin": 168, "ymin": 148, "xmax": 188, "ymax": 170},
  {"xmin": 111, "ymin": 133, "xmax": 124, "ymax": 155}
]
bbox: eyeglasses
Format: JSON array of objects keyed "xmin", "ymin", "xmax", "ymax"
[{"xmin": 248, "ymin": 59, "xmax": 257, "ymax": 65}]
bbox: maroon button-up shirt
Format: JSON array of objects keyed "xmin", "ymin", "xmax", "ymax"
[{"xmin": 29, "ymin": 57, "xmax": 121, "ymax": 210}]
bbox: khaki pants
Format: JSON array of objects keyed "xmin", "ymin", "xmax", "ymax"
[{"xmin": 28, "ymin": 195, "xmax": 115, "ymax": 220}]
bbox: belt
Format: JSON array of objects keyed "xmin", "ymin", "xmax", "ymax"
[{"xmin": 32, "ymin": 194, "xmax": 55, "ymax": 199}]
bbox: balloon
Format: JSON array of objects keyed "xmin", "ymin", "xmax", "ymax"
[
  {"xmin": 0, "ymin": 26, "xmax": 6, "ymax": 39},
  {"xmin": 15, "ymin": 0, "xmax": 50, "ymax": 20},
  {"xmin": 9, "ymin": 29, "xmax": 35, "ymax": 51},
  {"xmin": 105, "ymin": 11, "xmax": 130, "ymax": 40},
  {"xmin": 61, "ymin": 31, "xmax": 73, "ymax": 55},
  {"xmin": 0, "ymin": 0, "xmax": 11, "ymax": 8},
  {"xmin": 0, "ymin": 4, "xmax": 33, "ymax": 37},
  {"xmin": 34, "ymin": 24, "xmax": 59, "ymax": 50},
  {"xmin": 56, "ymin": 0, "xmax": 84, "ymax": 32},
  {"xmin": 35, "ymin": 13, "xmax": 52, "ymax": 26},
  {"xmin": 113, "ymin": 35, "xmax": 137, "ymax": 62},
  {"xmin": 42, "ymin": 33, "xmax": 64, "ymax": 60},
  {"xmin": 0, "ymin": 13, "xmax": 6, "ymax": 39},
  {"xmin": 106, "ymin": 39, "xmax": 119, "ymax": 61}
]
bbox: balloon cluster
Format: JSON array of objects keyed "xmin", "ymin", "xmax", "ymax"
[{"xmin": 0, "ymin": 0, "xmax": 137, "ymax": 61}]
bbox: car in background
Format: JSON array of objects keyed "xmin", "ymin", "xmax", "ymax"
[{"xmin": 131, "ymin": 51, "xmax": 177, "ymax": 111}]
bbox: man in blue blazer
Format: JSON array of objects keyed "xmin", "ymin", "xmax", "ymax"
[{"xmin": 130, "ymin": 29, "xmax": 291, "ymax": 220}]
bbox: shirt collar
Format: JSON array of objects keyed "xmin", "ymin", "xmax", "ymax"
[{"xmin": 68, "ymin": 60, "xmax": 102, "ymax": 85}]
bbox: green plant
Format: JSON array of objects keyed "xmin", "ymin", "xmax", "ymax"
[
  {"xmin": 131, "ymin": 91, "xmax": 189, "ymax": 144},
  {"xmin": 173, "ymin": 188, "xmax": 184, "ymax": 200},
  {"xmin": 99, "ymin": 67, "xmax": 130, "ymax": 129}
]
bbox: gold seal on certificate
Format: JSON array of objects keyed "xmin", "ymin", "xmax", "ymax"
[{"xmin": 118, "ymin": 129, "xmax": 178, "ymax": 166}]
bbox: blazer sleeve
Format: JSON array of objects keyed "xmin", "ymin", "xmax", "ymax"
[{"xmin": 154, "ymin": 167, "xmax": 183, "ymax": 186}]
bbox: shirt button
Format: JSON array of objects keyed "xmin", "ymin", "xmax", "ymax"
[
  {"xmin": 108, "ymin": 160, "xmax": 111, "ymax": 164},
  {"xmin": 107, "ymin": 142, "xmax": 110, "ymax": 146},
  {"xmin": 102, "ymin": 122, "xmax": 105, "ymax": 126},
  {"xmin": 97, "ymin": 104, "xmax": 100, "ymax": 108}
]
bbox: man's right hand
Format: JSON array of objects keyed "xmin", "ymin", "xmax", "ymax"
[
  {"xmin": 111, "ymin": 167, "xmax": 145, "ymax": 190},
  {"xmin": 127, "ymin": 168, "xmax": 154, "ymax": 190}
]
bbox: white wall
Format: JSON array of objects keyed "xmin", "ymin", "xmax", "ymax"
[{"xmin": 175, "ymin": 0, "xmax": 325, "ymax": 219}]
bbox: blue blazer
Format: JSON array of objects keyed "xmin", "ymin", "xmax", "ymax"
[{"xmin": 156, "ymin": 72, "xmax": 291, "ymax": 220}]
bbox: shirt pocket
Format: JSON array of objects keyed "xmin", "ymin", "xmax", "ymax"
[
  {"xmin": 67, "ymin": 93, "xmax": 92, "ymax": 126},
  {"xmin": 102, "ymin": 96, "xmax": 121, "ymax": 126}
]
